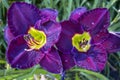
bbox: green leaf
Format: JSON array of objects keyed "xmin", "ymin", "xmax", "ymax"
[
  {"xmin": 75, "ymin": 73, "xmax": 80, "ymax": 80},
  {"xmin": 106, "ymin": 0, "xmax": 117, "ymax": 9},
  {"xmin": 0, "ymin": 59, "xmax": 6, "ymax": 64},
  {"xmin": 80, "ymin": 72, "xmax": 96, "ymax": 80},
  {"xmin": 1, "ymin": 0, "xmax": 9, "ymax": 9},
  {"xmin": 72, "ymin": 69, "xmax": 109, "ymax": 80}
]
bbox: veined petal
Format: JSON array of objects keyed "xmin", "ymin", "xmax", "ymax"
[
  {"xmin": 115, "ymin": 32, "xmax": 120, "ymax": 35},
  {"xmin": 102, "ymin": 32, "xmax": 120, "ymax": 53},
  {"xmin": 40, "ymin": 8, "xmax": 58, "ymax": 21},
  {"xmin": 60, "ymin": 21, "xmax": 83, "ymax": 37},
  {"xmin": 59, "ymin": 51, "xmax": 75, "ymax": 70},
  {"xmin": 39, "ymin": 47, "xmax": 63, "ymax": 74},
  {"xmin": 70, "ymin": 7, "xmax": 87, "ymax": 22},
  {"xmin": 91, "ymin": 29, "xmax": 109, "ymax": 44},
  {"xmin": 4, "ymin": 26, "xmax": 15, "ymax": 44},
  {"xmin": 72, "ymin": 47, "xmax": 88, "ymax": 61},
  {"xmin": 75, "ymin": 45, "xmax": 107, "ymax": 71},
  {"xmin": 76, "ymin": 53, "xmax": 107, "ymax": 71},
  {"xmin": 8, "ymin": 2, "xmax": 40, "ymax": 36},
  {"xmin": 35, "ymin": 20, "xmax": 61, "ymax": 50},
  {"xmin": 79, "ymin": 8, "xmax": 110, "ymax": 35},
  {"xmin": 6, "ymin": 35, "xmax": 44, "ymax": 69},
  {"xmin": 56, "ymin": 33, "xmax": 72, "ymax": 54},
  {"xmin": 56, "ymin": 21, "xmax": 82, "ymax": 53}
]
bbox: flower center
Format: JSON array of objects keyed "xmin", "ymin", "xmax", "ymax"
[
  {"xmin": 24, "ymin": 27, "xmax": 46, "ymax": 50},
  {"xmin": 72, "ymin": 32, "xmax": 91, "ymax": 52}
]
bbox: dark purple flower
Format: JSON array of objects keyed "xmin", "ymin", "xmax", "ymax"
[
  {"xmin": 56, "ymin": 7, "xmax": 120, "ymax": 71},
  {"xmin": 4, "ymin": 2, "xmax": 63, "ymax": 74}
]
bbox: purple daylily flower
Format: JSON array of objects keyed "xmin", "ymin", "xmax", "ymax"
[
  {"xmin": 4, "ymin": 2, "xmax": 63, "ymax": 74},
  {"xmin": 56, "ymin": 7, "xmax": 120, "ymax": 71}
]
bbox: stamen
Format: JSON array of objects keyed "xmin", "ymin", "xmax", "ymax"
[
  {"xmin": 24, "ymin": 48, "xmax": 34, "ymax": 51},
  {"xmin": 24, "ymin": 27, "xmax": 46, "ymax": 50},
  {"xmin": 32, "ymin": 39, "xmax": 41, "ymax": 45},
  {"xmin": 79, "ymin": 39, "xmax": 89, "ymax": 49}
]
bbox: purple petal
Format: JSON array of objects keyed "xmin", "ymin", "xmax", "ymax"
[
  {"xmin": 40, "ymin": 8, "xmax": 58, "ymax": 21},
  {"xmin": 115, "ymin": 32, "xmax": 120, "ymax": 35},
  {"xmin": 4, "ymin": 26, "xmax": 15, "ymax": 44},
  {"xmin": 59, "ymin": 51, "xmax": 75, "ymax": 70},
  {"xmin": 60, "ymin": 21, "xmax": 83, "ymax": 37},
  {"xmin": 72, "ymin": 47, "xmax": 88, "ymax": 61},
  {"xmin": 76, "ymin": 54, "xmax": 107, "ymax": 71},
  {"xmin": 76, "ymin": 57, "xmax": 97, "ymax": 71},
  {"xmin": 75, "ymin": 45, "xmax": 107, "ymax": 71},
  {"xmin": 93, "ymin": 52, "xmax": 107, "ymax": 71},
  {"xmin": 6, "ymin": 35, "xmax": 44, "ymax": 69},
  {"xmin": 70, "ymin": 7, "xmax": 87, "ymax": 22},
  {"xmin": 79, "ymin": 8, "xmax": 110, "ymax": 35},
  {"xmin": 56, "ymin": 21, "xmax": 82, "ymax": 53},
  {"xmin": 39, "ymin": 47, "xmax": 63, "ymax": 74},
  {"xmin": 8, "ymin": 2, "xmax": 40, "ymax": 36},
  {"xmin": 35, "ymin": 20, "xmax": 61, "ymax": 50},
  {"xmin": 56, "ymin": 33, "xmax": 72, "ymax": 54},
  {"xmin": 102, "ymin": 32, "xmax": 120, "ymax": 53},
  {"xmin": 91, "ymin": 29, "xmax": 109, "ymax": 44}
]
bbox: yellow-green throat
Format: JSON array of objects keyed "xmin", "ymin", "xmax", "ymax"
[
  {"xmin": 24, "ymin": 27, "xmax": 46, "ymax": 50},
  {"xmin": 72, "ymin": 32, "xmax": 91, "ymax": 52}
]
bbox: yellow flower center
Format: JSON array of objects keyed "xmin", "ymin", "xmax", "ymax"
[
  {"xmin": 24, "ymin": 27, "xmax": 46, "ymax": 50},
  {"xmin": 72, "ymin": 32, "xmax": 91, "ymax": 52}
]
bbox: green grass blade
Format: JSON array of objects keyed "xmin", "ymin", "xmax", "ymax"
[{"xmin": 72, "ymin": 69, "xmax": 109, "ymax": 80}]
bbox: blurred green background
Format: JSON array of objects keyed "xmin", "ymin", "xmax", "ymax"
[{"xmin": 0, "ymin": 0, "xmax": 120, "ymax": 80}]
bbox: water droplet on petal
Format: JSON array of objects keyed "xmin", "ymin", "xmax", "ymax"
[
  {"xmin": 97, "ymin": 35, "xmax": 100, "ymax": 37},
  {"xmin": 78, "ymin": 12, "xmax": 81, "ymax": 15},
  {"xmin": 92, "ymin": 22, "xmax": 95, "ymax": 25},
  {"xmin": 103, "ymin": 25, "xmax": 106, "ymax": 28},
  {"xmin": 65, "ymin": 60, "xmax": 68, "ymax": 62}
]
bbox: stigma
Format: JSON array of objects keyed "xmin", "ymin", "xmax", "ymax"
[{"xmin": 72, "ymin": 32, "xmax": 91, "ymax": 52}]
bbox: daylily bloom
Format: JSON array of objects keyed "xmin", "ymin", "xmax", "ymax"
[
  {"xmin": 4, "ymin": 2, "xmax": 62, "ymax": 73},
  {"xmin": 56, "ymin": 7, "xmax": 120, "ymax": 71}
]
